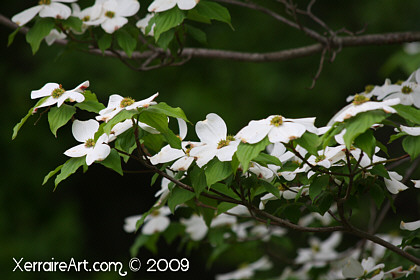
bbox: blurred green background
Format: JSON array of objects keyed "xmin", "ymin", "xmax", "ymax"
[{"xmin": 1, "ymin": 0, "xmax": 420, "ymax": 279}]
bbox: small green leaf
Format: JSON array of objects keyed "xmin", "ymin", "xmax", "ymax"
[
  {"xmin": 309, "ymin": 175, "xmax": 329, "ymax": 201},
  {"xmin": 12, "ymin": 96, "xmax": 49, "ymax": 140},
  {"xmin": 103, "ymin": 110, "xmax": 138, "ymax": 135},
  {"xmin": 48, "ymin": 104, "xmax": 76, "ymax": 137},
  {"xmin": 116, "ymin": 29, "xmax": 137, "ymax": 57},
  {"xmin": 403, "ymin": 136, "xmax": 420, "ymax": 159},
  {"xmin": 62, "ymin": 16, "xmax": 83, "ymax": 32},
  {"xmin": 393, "ymin": 104, "xmax": 420, "ymax": 124},
  {"xmin": 295, "ymin": 132, "xmax": 321, "ymax": 156},
  {"xmin": 261, "ymin": 181, "xmax": 281, "ymax": 199},
  {"xmin": 152, "ymin": 7, "xmax": 186, "ymax": 40},
  {"xmin": 369, "ymin": 184, "xmax": 385, "ymax": 209},
  {"xmin": 98, "ymin": 33, "xmax": 112, "ymax": 54},
  {"xmin": 156, "ymin": 29, "xmax": 175, "ymax": 50},
  {"xmin": 190, "ymin": 165, "xmax": 207, "ymax": 197},
  {"xmin": 253, "ymin": 153, "xmax": 282, "ymax": 167},
  {"xmin": 370, "ymin": 164, "xmax": 390, "ymax": 179},
  {"xmin": 99, "ymin": 149, "xmax": 123, "ymax": 175},
  {"xmin": 205, "ymin": 159, "xmax": 233, "ymax": 187},
  {"xmin": 186, "ymin": 24, "xmax": 207, "ymax": 45},
  {"xmin": 168, "ymin": 186, "xmax": 195, "ymax": 213},
  {"xmin": 8, "ymin": 27, "xmax": 21, "ymax": 47},
  {"xmin": 193, "ymin": 1, "xmax": 232, "ymax": 27},
  {"xmin": 42, "ymin": 164, "xmax": 63, "ymax": 185},
  {"xmin": 199, "ymin": 196, "xmax": 217, "ymax": 227},
  {"xmin": 316, "ymin": 191, "xmax": 334, "ymax": 215},
  {"xmin": 321, "ymin": 123, "xmax": 344, "ymax": 148},
  {"xmin": 26, "ymin": 18, "xmax": 55, "ymax": 54},
  {"xmin": 343, "ymin": 110, "xmax": 389, "ymax": 149},
  {"xmin": 146, "ymin": 102, "xmax": 189, "ymax": 122},
  {"xmin": 236, "ymin": 137, "xmax": 270, "ymax": 172},
  {"xmin": 354, "ymin": 129, "xmax": 376, "ymax": 158},
  {"xmin": 55, "ymin": 157, "xmax": 86, "ymax": 189}
]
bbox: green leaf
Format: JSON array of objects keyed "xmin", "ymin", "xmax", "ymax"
[
  {"xmin": 42, "ymin": 164, "xmax": 63, "ymax": 185},
  {"xmin": 103, "ymin": 110, "xmax": 138, "ymax": 135},
  {"xmin": 99, "ymin": 149, "xmax": 123, "ymax": 175},
  {"xmin": 48, "ymin": 104, "xmax": 76, "ymax": 137},
  {"xmin": 116, "ymin": 29, "xmax": 137, "ymax": 57},
  {"xmin": 253, "ymin": 153, "xmax": 282, "ymax": 167},
  {"xmin": 162, "ymin": 223, "xmax": 185, "ymax": 244},
  {"xmin": 146, "ymin": 102, "xmax": 189, "ymax": 121},
  {"xmin": 186, "ymin": 24, "xmax": 207, "ymax": 45},
  {"xmin": 190, "ymin": 165, "xmax": 207, "ymax": 197},
  {"xmin": 62, "ymin": 16, "xmax": 83, "ymax": 32},
  {"xmin": 205, "ymin": 159, "xmax": 233, "ymax": 187},
  {"xmin": 393, "ymin": 104, "xmax": 420, "ymax": 124},
  {"xmin": 8, "ymin": 27, "xmax": 21, "ymax": 47},
  {"xmin": 143, "ymin": 133, "xmax": 165, "ymax": 154},
  {"xmin": 130, "ymin": 234, "xmax": 150, "ymax": 257},
  {"xmin": 320, "ymin": 123, "xmax": 344, "ymax": 148},
  {"xmin": 139, "ymin": 110, "xmax": 181, "ymax": 149},
  {"xmin": 208, "ymin": 183, "xmax": 239, "ymax": 199},
  {"xmin": 282, "ymin": 204, "xmax": 301, "ymax": 224},
  {"xmin": 193, "ymin": 1, "xmax": 232, "ymax": 27},
  {"xmin": 295, "ymin": 132, "xmax": 321, "ymax": 156},
  {"xmin": 168, "ymin": 186, "xmax": 195, "ymax": 213},
  {"xmin": 236, "ymin": 137, "xmax": 270, "ymax": 172},
  {"xmin": 370, "ymin": 164, "xmax": 390, "ymax": 179},
  {"xmin": 354, "ymin": 129, "xmax": 376, "ymax": 158},
  {"xmin": 98, "ymin": 33, "xmax": 112, "ymax": 54},
  {"xmin": 152, "ymin": 7, "xmax": 186, "ymax": 40},
  {"xmin": 26, "ymin": 18, "xmax": 55, "ymax": 54},
  {"xmin": 343, "ymin": 110, "xmax": 389, "ymax": 149},
  {"xmin": 156, "ymin": 29, "xmax": 175, "ymax": 50},
  {"xmin": 12, "ymin": 96, "xmax": 49, "ymax": 140},
  {"xmin": 403, "ymin": 136, "xmax": 420, "ymax": 159},
  {"xmin": 74, "ymin": 94, "xmax": 106, "ymax": 114},
  {"xmin": 55, "ymin": 157, "xmax": 86, "ymax": 189},
  {"xmin": 316, "ymin": 192, "xmax": 334, "ymax": 215},
  {"xmin": 309, "ymin": 175, "xmax": 329, "ymax": 201},
  {"xmin": 389, "ymin": 131, "xmax": 406, "ymax": 144},
  {"xmin": 261, "ymin": 181, "xmax": 281, "ymax": 199},
  {"xmin": 199, "ymin": 196, "xmax": 217, "ymax": 227},
  {"xmin": 369, "ymin": 184, "xmax": 385, "ymax": 209},
  {"xmin": 376, "ymin": 140, "xmax": 389, "ymax": 156}
]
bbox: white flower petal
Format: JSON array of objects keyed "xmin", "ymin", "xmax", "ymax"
[
  {"xmin": 400, "ymin": 125, "xmax": 420, "ymax": 136},
  {"xmin": 117, "ymin": 0, "xmax": 140, "ymax": 17},
  {"xmin": 342, "ymin": 258, "xmax": 364, "ymax": 278},
  {"xmin": 401, "ymin": 220, "xmax": 420, "ymax": 231},
  {"xmin": 72, "ymin": 119, "xmax": 99, "ymax": 142},
  {"xmin": 268, "ymin": 122, "xmax": 305, "ymax": 143},
  {"xmin": 142, "ymin": 216, "xmax": 170, "ymax": 235},
  {"xmin": 12, "ymin": 5, "xmax": 43, "ymax": 26},
  {"xmin": 177, "ymin": 118, "xmax": 188, "ymax": 140},
  {"xmin": 148, "ymin": 0, "xmax": 177, "ymax": 12},
  {"xmin": 236, "ymin": 119, "xmax": 271, "ymax": 144},
  {"xmin": 39, "ymin": 2, "xmax": 72, "ymax": 19},
  {"xmin": 190, "ymin": 144, "xmax": 217, "ymax": 167},
  {"xmin": 177, "ymin": 0, "xmax": 199, "ymax": 10},
  {"xmin": 123, "ymin": 214, "xmax": 142, "ymax": 233},
  {"xmin": 150, "ymin": 144, "xmax": 185, "ymax": 165},
  {"xmin": 31, "ymin": 82, "xmax": 60, "ymax": 99},
  {"xmin": 216, "ymin": 141, "xmax": 239, "ymax": 162},
  {"xmin": 64, "ymin": 143, "xmax": 89, "ymax": 157},
  {"xmin": 195, "ymin": 113, "xmax": 227, "ymax": 144},
  {"xmin": 101, "ymin": 16, "xmax": 128, "ymax": 33},
  {"xmin": 170, "ymin": 156, "xmax": 194, "ymax": 171},
  {"xmin": 86, "ymin": 143, "xmax": 110, "ymax": 165}
]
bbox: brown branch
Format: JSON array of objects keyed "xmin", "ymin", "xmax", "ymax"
[{"xmin": 3, "ymin": 14, "xmax": 420, "ymax": 65}]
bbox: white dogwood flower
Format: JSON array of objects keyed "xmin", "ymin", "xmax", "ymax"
[
  {"xmin": 124, "ymin": 206, "xmax": 171, "ymax": 234},
  {"xmin": 384, "ymin": 171, "xmax": 409, "ymax": 194},
  {"xmin": 31, "ymin": 80, "xmax": 89, "ymax": 109},
  {"xmin": 329, "ymin": 95, "xmax": 400, "ymax": 123},
  {"xmin": 108, "ymin": 119, "xmax": 159, "ymax": 142},
  {"xmin": 96, "ymin": 92, "xmax": 158, "ymax": 122},
  {"xmin": 64, "ymin": 119, "xmax": 111, "ymax": 166},
  {"xmin": 12, "ymin": 0, "xmax": 77, "ymax": 26},
  {"xmin": 136, "ymin": 13, "xmax": 155, "ymax": 36},
  {"xmin": 400, "ymin": 125, "xmax": 420, "ymax": 136},
  {"xmin": 383, "ymin": 79, "xmax": 420, "ymax": 108},
  {"xmin": 400, "ymin": 220, "xmax": 420, "ymax": 231},
  {"xmin": 148, "ymin": 0, "xmax": 199, "ymax": 13},
  {"xmin": 92, "ymin": 0, "xmax": 140, "ymax": 34},
  {"xmin": 189, "ymin": 113, "xmax": 240, "ymax": 167},
  {"xmin": 44, "ymin": 29, "xmax": 66, "ymax": 45},
  {"xmin": 215, "ymin": 257, "xmax": 272, "ymax": 280},
  {"xmin": 236, "ymin": 115, "xmax": 317, "ymax": 144}
]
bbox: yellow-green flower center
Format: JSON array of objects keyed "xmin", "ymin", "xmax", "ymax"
[
  {"xmin": 185, "ymin": 144, "xmax": 192, "ymax": 156},
  {"xmin": 105, "ymin": 11, "xmax": 115, "ymax": 18},
  {"xmin": 315, "ymin": 154, "xmax": 326, "ymax": 163},
  {"xmin": 352, "ymin": 94, "xmax": 370, "ymax": 105},
  {"xmin": 277, "ymin": 184, "xmax": 287, "ymax": 191},
  {"xmin": 82, "ymin": 15, "xmax": 90, "ymax": 22},
  {"xmin": 51, "ymin": 86, "xmax": 65, "ymax": 99},
  {"xmin": 401, "ymin": 85, "xmax": 413, "ymax": 94},
  {"xmin": 85, "ymin": 138, "xmax": 96, "ymax": 148},
  {"xmin": 151, "ymin": 210, "xmax": 160, "ymax": 217},
  {"xmin": 39, "ymin": 0, "xmax": 51, "ymax": 5},
  {"xmin": 365, "ymin": 84, "xmax": 374, "ymax": 93},
  {"xmin": 270, "ymin": 116, "xmax": 283, "ymax": 127},
  {"xmin": 120, "ymin": 97, "xmax": 135, "ymax": 108},
  {"xmin": 217, "ymin": 135, "xmax": 235, "ymax": 149},
  {"xmin": 396, "ymin": 80, "xmax": 404, "ymax": 85},
  {"xmin": 311, "ymin": 244, "xmax": 320, "ymax": 252}
]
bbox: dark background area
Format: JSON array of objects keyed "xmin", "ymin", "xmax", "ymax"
[{"xmin": 1, "ymin": 0, "xmax": 420, "ymax": 279}]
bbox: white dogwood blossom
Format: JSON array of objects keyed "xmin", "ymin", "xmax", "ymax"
[
  {"xmin": 96, "ymin": 92, "xmax": 158, "ymax": 122},
  {"xmin": 31, "ymin": 81, "xmax": 89, "ymax": 109},
  {"xmin": 189, "ymin": 113, "xmax": 240, "ymax": 167},
  {"xmin": 124, "ymin": 206, "xmax": 171, "ymax": 234},
  {"xmin": 64, "ymin": 119, "xmax": 111, "ymax": 166},
  {"xmin": 12, "ymin": 0, "xmax": 77, "ymax": 26},
  {"xmin": 215, "ymin": 257, "xmax": 272, "ymax": 280},
  {"xmin": 384, "ymin": 171, "xmax": 409, "ymax": 194},
  {"xmin": 400, "ymin": 125, "xmax": 420, "ymax": 136},
  {"xmin": 148, "ymin": 0, "xmax": 200, "ymax": 13},
  {"xmin": 400, "ymin": 220, "xmax": 420, "ymax": 231},
  {"xmin": 136, "ymin": 13, "xmax": 155, "ymax": 36},
  {"xmin": 237, "ymin": 115, "xmax": 317, "ymax": 144}
]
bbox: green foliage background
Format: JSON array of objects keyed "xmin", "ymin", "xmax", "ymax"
[{"xmin": 1, "ymin": 0, "xmax": 420, "ymax": 279}]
